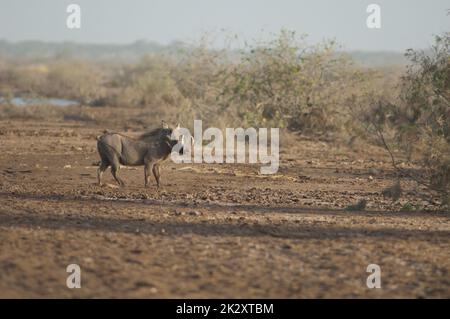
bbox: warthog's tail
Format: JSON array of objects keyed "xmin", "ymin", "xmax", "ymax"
[{"xmin": 96, "ymin": 130, "xmax": 112, "ymax": 141}]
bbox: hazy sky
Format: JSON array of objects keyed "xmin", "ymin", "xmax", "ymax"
[{"xmin": 0, "ymin": 0, "xmax": 449, "ymax": 51}]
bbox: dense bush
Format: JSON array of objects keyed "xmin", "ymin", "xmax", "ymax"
[
  {"xmin": 109, "ymin": 55, "xmax": 186, "ymax": 108},
  {"xmin": 45, "ymin": 59, "xmax": 106, "ymax": 104},
  {"xmin": 359, "ymin": 33, "xmax": 450, "ymax": 205},
  {"xmin": 219, "ymin": 30, "xmax": 370, "ymax": 135}
]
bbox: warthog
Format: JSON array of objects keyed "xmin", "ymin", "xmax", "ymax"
[{"xmin": 96, "ymin": 121, "xmax": 185, "ymax": 188}]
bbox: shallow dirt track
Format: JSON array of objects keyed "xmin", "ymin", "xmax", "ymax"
[{"xmin": 0, "ymin": 119, "xmax": 449, "ymax": 298}]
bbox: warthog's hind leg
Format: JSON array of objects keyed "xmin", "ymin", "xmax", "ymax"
[{"xmin": 111, "ymin": 163, "xmax": 125, "ymax": 187}]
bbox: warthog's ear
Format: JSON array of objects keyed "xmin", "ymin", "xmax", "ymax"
[{"xmin": 161, "ymin": 120, "xmax": 169, "ymax": 129}]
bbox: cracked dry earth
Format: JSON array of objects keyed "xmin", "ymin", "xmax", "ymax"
[{"xmin": 0, "ymin": 119, "xmax": 449, "ymax": 298}]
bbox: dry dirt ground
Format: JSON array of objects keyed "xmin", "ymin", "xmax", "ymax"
[{"xmin": 0, "ymin": 119, "xmax": 449, "ymax": 298}]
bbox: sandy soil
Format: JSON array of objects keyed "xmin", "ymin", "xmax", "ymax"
[{"xmin": 0, "ymin": 119, "xmax": 449, "ymax": 298}]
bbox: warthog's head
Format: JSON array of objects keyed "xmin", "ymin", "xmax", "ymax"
[{"xmin": 161, "ymin": 121, "xmax": 185, "ymax": 155}]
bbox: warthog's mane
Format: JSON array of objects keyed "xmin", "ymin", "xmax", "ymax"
[
  {"xmin": 138, "ymin": 127, "xmax": 173, "ymax": 140},
  {"xmin": 99, "ymin": 128, "xmax": 172, "ymax": 143}
]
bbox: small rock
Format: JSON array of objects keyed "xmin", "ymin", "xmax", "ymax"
[
  {"xmin": 189, "ymin": 210, "xmax": 201, "ymax": 216},
  {"xmin": 149, "ymin": 287, "xmax": 158, "ymax": 294}
]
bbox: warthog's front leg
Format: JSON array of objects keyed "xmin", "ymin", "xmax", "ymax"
[
  {"xmin": 152, "ymin": 164, "xmax": 161, "ymax": 188},
  {"xmin": 144, "ymin": 162, "xmax": 152, "ymax": 188}
]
